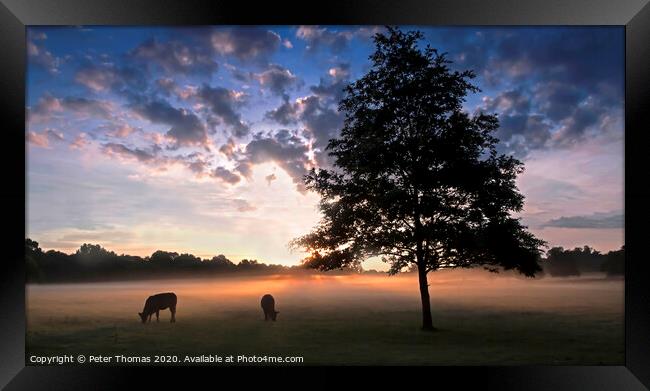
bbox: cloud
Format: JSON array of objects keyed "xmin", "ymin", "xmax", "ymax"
[
  {"xmin": 60, "ymin": 97, "xmax": 114, "ymax": 118},
  {"xmin": 172, "ymin": 151, "xmax": 210, "ymax": 176},
  {"xmin": 263, "ymin": 66, "xmax": 347, "ymax": 164},
  {"xmin": 219, "ymin": 138, "xmax": 239, "ymax": 159},
  {"xmin": 221, "ymin": 63, "xmax": 253, "ymax": 83},
  {"xmin": 263, "ymin": 68, "xmax": 346, "ymax": 168},
  {"xmin": 28, "ymin": 94, "xmax": 114, "ymax": 123},
  {"xmin": 534, "ymin": 82, "xmax": 583, "ymax": 122},
  {"xmin": 211, "ymin": 166, "xmax": 241, "ymax": 184},
  {"xmin": 264, "ymin": 63, "xmax": 350, "ymax": 167},
  {"xmin": 57, "ymin": 229, "xmax": 135, "ymax": 244},
  {"xmin": 304, "ymin": 69, "xmax": 349, "ymax": 157},
  {"xmin": 45, "ymin": 129, "xmax": 65, "ymax": 141},
  {"xmin": 310, "ymin": 76, "xmax": 348, "ymax": 103},
  {"xmin": 296, "ymin": 26, "xmax": 354, "ymax": 53},
  {"xmin": 130, "ymin": 37, "xmax": 218, "ymax": 76},
  {"xmin": 130, "ymin": 99, "xmax": 208, "ymax": 147},
  {"xmin": 297, "ymin": 95, "xmax": 344, "ymax": 151},
  {"xmin": 29, "ymin": 30, "xmax": 47, "ymax": 41},
  {"xmin": 155, "ymin": 77, "xmax": 177, "ymax": 95},
  {"xmin": 482, "ymin": 88, "xmax": 530, "ymax": 115},
  {"xmin": 254, "ymin": 64, "xmax": 300, "ymax": 97},
  {"xmin": 519, "ymin": 29, "xmax": 622, "ymax": 92},
  {"xmin": 101, "ymin": 142, "xmax": 221, "ymax": 180},
  {"xmin": 27, "ymin": 131, "xmax": 49, "ymax": 148},
  {"xmin": 233, "ymin": 199, "xmax": 256, "ymax": 212},
  {"xmin": 355, "ymin": 26, "xmax": 386, "ymax": 40},
  {"xmin": 295, "ymin": 26, "xmax": 383, "ymax": 53},
  {"xmin": 28, "ymin": 40, "xmax": 62, "ymax": 74},
  {"xmin": 154, "ymin": 78, "xmax": 199, "ymax": 101},
  {"xmin": 264, "ymin": 98, "xmax": 299, "ymax": 125},
  {"xmin": 69, "ymin": 133, "xmax": 90, "ymax": 150},
  {"xmin": 424, "ymin": 27, "xmax": 623, "ymax": 159},
  {"xmin": 495, "ymin": 114, "xmax": 553, "ymax": 158},
  {"xmin": 522, "ymin": 177, "xmax": 587, "ymax": 203},
  {"xmin": 479, "ymin": 85, "xmax": 616, "ymax": 158},
  {"xmin": 102, "ymin": 142, "xmax": 157, "ymax": 163},
  {"xmin": 196, "ymin": 85, "xmax": 249, "ymax": 137},
  {"xmin": 186, "ymin": 160, "xmax": 207, "ymax": 175},
  {"xmin": 236, "ymin": 130, "xmax": 311, "ymax": 192},
  {"xmin": 265, "ymin": 173, "xmax": 277, "ymax": 185},
  {"xmin": 210, "ymin": 27, "xmax": 281, "ymax": 62},
  {"xmin": 75, "ymin": 65, "xmax": 123, "ymax": 92},
  {"xmin": 264, "ymin": 94, "xmax": 343, "ymax": 155},
  {"xmin": 327, "ymin": 63, "xmax": 351, "ymax": 81},
  {"xmin": 74, "ymin": 63, "xmax": 146, "ymax": 95},
  {"xmin": 552, "ymin": 98, "xmax": 603, "ymax": 146},
  {"xmin": 442, "ymin": 28, "xmax": 622, "ymax": 93},
  {"xmin": 99, "ymin": 122, "xmax": 141, "ymax": 138},
  {"xmin": 541, "ymin": 211, "xmax": 623, "ymax": 229},
  {"xmin": 27, "ymin": 129, "xmax": 64, "ymax": 148}
]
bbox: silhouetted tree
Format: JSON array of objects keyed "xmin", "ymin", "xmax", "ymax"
[
  {"xmin": 76, "ymin": 243, "xmax": 117, "ymax": 262},
  {"xmin": 208, "ymin": 254, "xmax": 235, "ymax": 268},
  {"xmin": 40, "ymin": 249, "xmax": 76, "ymax": 280},
  {"xmin": 573, "ymin": 245, "xmax": 604, "ymax": 273},
  {"xmin": 544, "ymin": 246, "xmax": 606, "ymax": 276},
  {"xmin": 149, "ymin": 250, "xmax": 179, "ymax": 266},
  {"xmin": 601, "ymin": 246, "xmax": 624, "ymax": 276},
  {"xmin": 174, "ymin": 253, "xmax": 202, "ymax": 267},
  {"xmin": 26, "ymin": 239, "xmax": 43, "ymax": 282},
  {"xmin": 26, "ymin": 238, "xmax": 41, "ymax": 254},
  {"xmin": 237, "ymin": 259, "xmax": 261, "ymax": 269},
  {"xmin": 544, "ymin": 247, "xmax": 581, "ymax": 276},
  {"xmin": 291, "ymin": 27, "xmax": 545, "ymax": 331}
]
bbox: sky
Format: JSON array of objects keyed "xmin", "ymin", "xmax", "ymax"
[{"xmin": 26, "ymin": 26, "xmax": 624, "ymax": 268}]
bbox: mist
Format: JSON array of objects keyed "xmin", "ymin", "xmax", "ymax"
[{"xmin": 27, "ymin": 270, "xmax": 623, "ymax": 323}]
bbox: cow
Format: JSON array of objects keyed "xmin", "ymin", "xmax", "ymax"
[
  {"xmin": 138, "ymin": 292, "xmax": 177, "ymax": 323},
  {"xmin": 260, "ymin": 294, "xmax": 279, "ymax": 321}
]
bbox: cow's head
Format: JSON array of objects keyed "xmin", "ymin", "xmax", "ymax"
[
  {"xmin": 271, "ymin": 311, "xmax": 279, "ymax": 321},
  {"xmin": 138, "ymin": 312, "xmax": 147, "ymax": 323}
]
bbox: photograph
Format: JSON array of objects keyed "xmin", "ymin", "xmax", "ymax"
[{"xmin": 24, "ymin": 24, "xmax": 626, "ymax": 366}]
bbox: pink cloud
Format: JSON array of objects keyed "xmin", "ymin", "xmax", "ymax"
[
  {"xmin": 27, "ymin": 131, "xmax": 50, "ymax": 148},
  {"xmin": 69, "ymin": 133, "xmax": 90, "ymax": 150}
]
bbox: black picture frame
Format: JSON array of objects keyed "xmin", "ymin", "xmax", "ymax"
[{"xmin": 1, "ymin": 0, "xmax": 649, "ymax": 389}]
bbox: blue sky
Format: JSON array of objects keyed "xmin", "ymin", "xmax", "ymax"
[{"xmin": 26, "ymin": 26, "xmax": 624, "ymax": 267}]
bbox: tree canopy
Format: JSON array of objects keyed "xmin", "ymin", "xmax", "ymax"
[{"xmin": 291, "ymin": 27, "xmax": 546, "ymax": 330}]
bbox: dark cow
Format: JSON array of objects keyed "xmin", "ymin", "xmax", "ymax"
[
  {"xmin": 261, "ymin": 294, "xmax": 279, "ymax": 321},
  {"xmin": 139, "ymin": 292, "xmax": 177, "ymax": 323}
]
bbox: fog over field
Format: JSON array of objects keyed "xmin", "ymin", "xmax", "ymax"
[
  {"xmin": 27, "ymin": 271, "xmax": 624, "ymax": 317},
  {"xmin": 26, "ymin": 271, "xmax": 624, "ymax": 365}
]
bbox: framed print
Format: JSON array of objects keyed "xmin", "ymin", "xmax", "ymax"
[{"xmin": 1, "ymin": 0, "xmax": 649, "ymax": 389}]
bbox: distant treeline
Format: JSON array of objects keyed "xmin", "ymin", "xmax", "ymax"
[
  {"xmin": 542, "ymin": 245, "xmax": 625, "ymax": 277},
  {"xmin": 25, "ymin": 239, "xmax": 363, "ymax": 283},
  {"xmin": 25, "ymin": 239, "xmax": 624, "ymax": 283}
]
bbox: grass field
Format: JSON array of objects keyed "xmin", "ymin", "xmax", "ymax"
[{"xmin": 26, "ymin": 271, "xmax": 624, "ymax": 365}]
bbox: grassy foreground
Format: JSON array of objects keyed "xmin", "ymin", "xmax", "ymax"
[{"xmin": 26, "ymin": 273, "xmax": 624, "ymax": 365}]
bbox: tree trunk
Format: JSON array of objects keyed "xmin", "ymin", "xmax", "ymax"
[
  {"xmin": 414, "ymin": 207, "xmax": 434, "ymax": 331},
  {"xmin": 417, "ymin": 262, "xmax": 435, "ymax": 331}
]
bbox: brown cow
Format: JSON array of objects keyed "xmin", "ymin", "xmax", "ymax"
[
  {"xmin": 139, "ymin": 292, "xmax": 177, "ymax": 323},
  {"xmin": 261, "ymin": 294, "xmax": 279, "ymax": 321}
]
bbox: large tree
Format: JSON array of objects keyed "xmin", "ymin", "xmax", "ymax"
[{"xmin": 291, "ymin": 27, "xmax": 546, "ymax": 331}]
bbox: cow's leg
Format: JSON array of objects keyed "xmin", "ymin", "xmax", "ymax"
[
  {"xmin": 156, "ymin": 310, "xmax": 159, "ymax": 322},
  {"xmin": 264, "ymin": 311, "xmax": 268, "ymax": 321},
  {"xmin": 170, "ymin": 306, "xmax": 176, "ymax": 323},
  {"xmin": 148, "ymin": 314, "xmax": 152, "ymax": 323}
]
